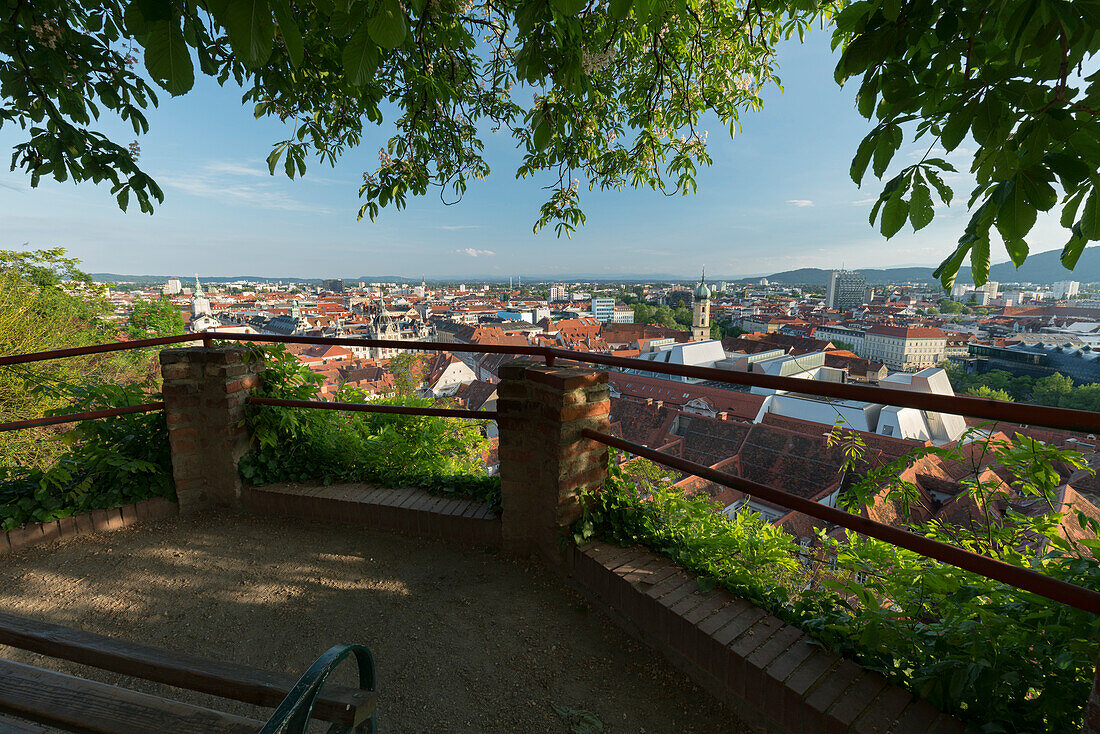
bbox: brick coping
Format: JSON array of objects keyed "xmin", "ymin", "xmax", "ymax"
[
  {"xmin": 244, "ymin": 483, "xmax": 501, "ymax": 546},
  {"xmin": 568, "ymin": 541, "xmax": 964, "ymax": 734},
  {"xmin": 0, "ymin": 496, "xmax": 178, "ymax": 557}
]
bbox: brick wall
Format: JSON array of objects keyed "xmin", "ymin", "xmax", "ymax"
[
  {"xmin": 0, "ymin": 497, "xmax": 177, "ymax": 556},
  {"xmin": 569, "ymin": 541, "xmax": 965, "ymax": 734},
  {"xmin": 496, "ymin": 360, "xmax": 610, "ymax": 559},
  {"xmin": 160, "ymin": 346, "xmax": 263, "ymax": 513},
  {"xmin": 243, "ymin": 484, "xmax": 500, "ymax": 546}
]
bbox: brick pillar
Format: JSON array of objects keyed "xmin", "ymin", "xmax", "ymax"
[
  {"xmin": 497, "ymin": 359, "xmax": 610, "ymax": 559},
  {"xmin": 160, "ymin": 346, "xmax": 263, "ymax": 514}
]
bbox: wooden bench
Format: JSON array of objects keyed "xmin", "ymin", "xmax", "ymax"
[{"xmin": 0, "ymin": 612, "xmax": 377, "ymax": 733}]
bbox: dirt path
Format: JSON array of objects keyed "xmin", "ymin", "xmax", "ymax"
[{"xmin": 0, "ymin": 513, "xmax": 753, "ymax": 733}]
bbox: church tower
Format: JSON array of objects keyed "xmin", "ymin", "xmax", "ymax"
[
  {"xmin": 691, "ymin": 268, "xmax": 711, "ymax": 341},
  {"xmin": 191, "ymin": 274, "xmax": 211, "ymax": 318}
]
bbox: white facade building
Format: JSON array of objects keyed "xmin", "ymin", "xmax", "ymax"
[
  {"xmin": 865, "ymin": 325, "xmax": 946, "ymax": 372},
  {"xmin": 813, "ymin": 325, "xmax": 866, "ymax": 356},
  {"xmin": 612, "ymin": 305, "xmax": 635, "ymax": 323},
  {"xmin": 752, "ymin": 365, "xmax": 965, "ymax": 444},
  {"xmin": 1053, "ymin": 280, "xmax": 1081, "ymax": 299}
]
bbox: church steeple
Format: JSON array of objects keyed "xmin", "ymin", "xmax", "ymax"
[
  {"xmin": 692, "ymin": 267, "xmax": 711, "ymax": 341},
  {"xmin": 194, "ymin": 274, "xmax": 204, "ymax": 297}
]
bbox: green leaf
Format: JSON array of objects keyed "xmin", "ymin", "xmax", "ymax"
[
  {"xmin": 142, "ymin": 17, "xmax": 194, "ymax": 96},
  {"xmin": 1004, "ymin": 238, "xmax": 1028, "ymax": 268},
  {"xmin": 995, "ymin": 180, "xmax": 1037, "ymax": 241},
  {"xmin": 939, "ymin": 113, "xmax": 969, "ymax": 152},
  {"xmin": 225, "ymin": 0, "xmax": 275, "ymax": 67},
  {"xmin": 872, "ymin": 126, "xmax": 901, "ymax": 179},
  {"xmin": 926, "ymin": 170, "xmax": 954, "ymax": 206},
  {"xmin": 850, "ymin": 135, "xmax": 875, "ymax": 185},
  {"xmin": 1081, "ymin": 189, "xmax": 1100, "ymax": 240},
  {"xmin": 266, "ymin": 145, "xmax": 284, "ymax": 174},
  {"xmin": 909, "ymin": 182, "xmax": 934, "ymax": 231},
  {"xmin": 1044, "ymin": 153, "xmax": 1090, "ymax": 190},
  {"xmin": 271, "ymin": 0, "xmax": 304, "ymax": 67},
  {"xmin": 880, "ymin": 192, "xmax": 908, "ymax": 238},
  {"xmin": 343, "ymin": 16, "xmax": 380, "ymax": 85},
  {"xmin": 552, "ymin": 0, "xmax": 586, "ymax": 15},
  {"xmin": 533, "ymin": 120, "xmax": 552, "ymax": 151},
  {"xmin": 368, "ymin": 0, "xmax": 407, "ymax": 49},
  {"xmin": 609, "ymin": 0, "xmax": 632, "ymax": 20},
  {"xmin": 1062, "ymin": 187, "xmax": 1086, "ymax": 229},
  {"xmin": 934, "ymin": 239, "xmax": 971, "ymax": 291},
  {"xmin": 1017, "ymin": 168, "xmax": 1058, "ymax": 211},
  {"xmin": 970, "ymin": 231, "xmax": 991, "ymax": 285},
  {"xmin": 1061, "ymin": 230, "xmax": 1088, "ymax": 270}
]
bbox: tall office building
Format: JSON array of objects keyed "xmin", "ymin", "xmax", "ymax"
[
  {"xmin": 592, "ymin": 297, "xmax": 615, "ymax": 322},
  {"xmin": 826, "ymin": 270, "xmax": 866, "ymax": 311}
]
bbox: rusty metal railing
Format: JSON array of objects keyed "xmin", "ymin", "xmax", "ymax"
[
  {"xmin": 4, "ymin": 331, "xmax": 1097, "ymax": 432},
  {"xmin": 248, "ymin": 397, "xmax": 497, "ymax": 420},
  {"xmin": 583, "ymin": 429, "xmax": 1100, "ymax": 615},
  {"xmin": 0, "ymin": 403, "xmax": 166, "ymax": 433},
  {"xmin": 3, "ymin": 331, "xmax": 1100, "ymax": 615}
]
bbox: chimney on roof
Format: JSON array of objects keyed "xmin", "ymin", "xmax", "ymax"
[
  {"xmin": 654, "ymin": 400, "xmax": 663, "ymax": 409},
  {"xmin": 645, "ymin": 398, "xmax": 653, "ymax": 405},
  {"xmin": 717, "ymin": 412, "xmax": 728, "ymax": 420}
]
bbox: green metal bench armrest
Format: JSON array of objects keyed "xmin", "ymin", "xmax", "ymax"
[{"xmin": 260, "ymin": 645, "xmax": 376, "ymax": 734}]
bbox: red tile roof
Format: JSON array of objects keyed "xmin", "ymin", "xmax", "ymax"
[{"xmin": 866, "ymin": 325, "xmax": 946, "ymax": 339}]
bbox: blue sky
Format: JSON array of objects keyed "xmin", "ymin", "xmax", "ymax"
[{"xmin": 0, "ymin": 31, "xmax": 1067, "ymax": 280}]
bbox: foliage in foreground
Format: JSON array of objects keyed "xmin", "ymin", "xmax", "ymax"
[
  {"xmin": 576, "ymin": 439, "xmax": 1100, "ymax": 733},
  {"xmin": 238, "ymin": 344, "xmax": 500, "ymax": 510},
  {"xmin": 3, "ymin": 3, "xmax": 1099, "ymax": 281},
  {"xmin": 0, "ymin": 248, "xmax": 160, "ymax": 469},
  {"xmin": 0, "ymin": 383, "xmax": 173, "ymax": 530}
]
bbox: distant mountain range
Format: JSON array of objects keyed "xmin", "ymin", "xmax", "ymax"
[
  {"xmin": 735, "ymin": 247, "xmax": 1098, "ymax": 287},
  {"xmin": 88, "ymin": 246, "xmax": 1098, "ymax": 287},
  {"xmin": 89, "ymin": 274, "xmax": 421, "ymax": 285}
]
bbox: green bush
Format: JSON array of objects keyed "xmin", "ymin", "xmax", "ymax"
[
  {"xmin": 0, "ymin": 383, "xmax": 173, "ymax": 530},
  {"xmin": 238, "ymin": 344, "xmax": 500, "ymax": 511},
  {"xmin": 577, "ymin": 439, "xmax": 1100, "ymax": 733}
]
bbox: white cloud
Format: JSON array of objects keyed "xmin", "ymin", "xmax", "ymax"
[
  {"xmin": 455, "ymin": 248, "xmax": 495, "ymax": 257},
  {"xmin": 435, "ymin": 225, "xmax": 481, "ymax": 231},
  {"xmin": 165, "ymin": 175, "xmax": 330, "ymax": 213},
  {"xmin": 202, "ymin": 161, "xmax": 269, "ymax": 177},
  {"xmin": 161, "ymin": 160, "xmax": 333, "ymax": 213},
  {"xmin": 786, "ymin": 199, "xmax": 814, "ymax": 208},
  {"xmin": 851, "ymin": 197, "xmax": 878, "ymax": 206}
]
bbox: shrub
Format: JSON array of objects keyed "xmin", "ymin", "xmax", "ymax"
[
  {"xmin": 238, "ymin": 344, "xmax": 500, "ymax": 510},
  {"xmin": 0, "ymin": 382, "xmax": 173, "ymax": 530},
  {"xmin": 577, "ymin": 438, "xmax": 1100, "ymax": 733}
]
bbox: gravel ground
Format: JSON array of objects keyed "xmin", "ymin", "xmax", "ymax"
[{"xmin": 0, "ymin": 512, "xmax": 752, "ymax": 733}]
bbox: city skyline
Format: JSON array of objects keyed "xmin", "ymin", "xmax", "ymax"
[{"xmin": 0, "ymin": 33, "xmax": 1070, "ymax": 279}]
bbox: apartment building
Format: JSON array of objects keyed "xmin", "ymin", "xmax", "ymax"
[{"xmin": 864, "ymin": 325, "xmax": 947, "ymax": 372}]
